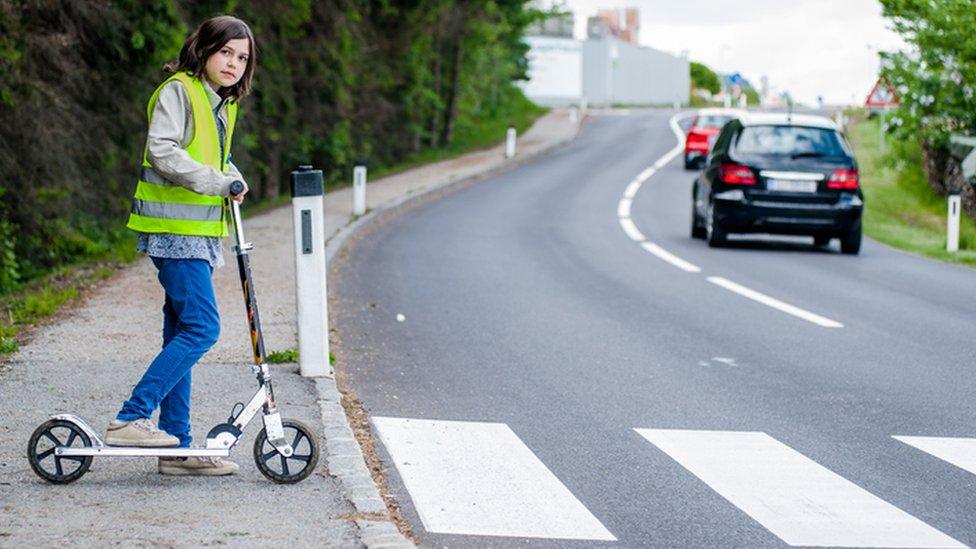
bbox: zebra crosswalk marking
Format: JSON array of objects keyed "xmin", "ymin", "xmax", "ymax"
[
  {"xmin": 371, "ymin": 417, "xmax": 616, "ymax": 541},
  {"xmin": 894, "ymin": 436, "xmax": 976, "ymax": 476},
  {"xmin": 635, "ymin": 428, "xmax": 965, "ymax": 548}
]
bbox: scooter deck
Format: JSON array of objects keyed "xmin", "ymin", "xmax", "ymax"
[
  {"xmin": 49, "ymin": 414, "xmax": 233, "ymax": 458},
  {"xmin": 57, "ymin": 446, "xmax": 230, "ymax": 458}
]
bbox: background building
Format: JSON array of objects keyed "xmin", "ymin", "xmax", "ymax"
[
  {"xmin": 582, "ymin": 37, "xmax": 689, "ymax": 106},
  {"xmin": 589, "ymin": 8, "xmax": 640, "ymax": 44},
  {"xmin": 521, "ymin": 6, "xmax": 689, "ymax": 107},
  {"xmin": 521, "ymin": 35, "xmax": 584, "ymax": 106}
]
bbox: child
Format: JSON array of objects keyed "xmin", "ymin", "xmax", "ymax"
[{"xmin": 106, "ymin": 15, "xmax": 256, "ymax": 477}]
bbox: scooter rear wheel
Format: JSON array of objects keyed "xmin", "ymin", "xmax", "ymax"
[
  {"xmin": 253, "ymin": 419, "xmax": 319, "ymax": 483},
  {"xmin": 27, "ymin": 419, "xmax": 93, "ymax": 484}
]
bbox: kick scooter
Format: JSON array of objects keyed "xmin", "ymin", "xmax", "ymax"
[{"xmin": 27, "ymin": 181, "xmax": 320, "ymax": 484}]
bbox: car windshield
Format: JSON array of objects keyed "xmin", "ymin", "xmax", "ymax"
[
  {"xmin": 734, "ymin": 125, "xmax": 848, "ymax": 157},
  {"xmin": 696, "ymin": 115, "xmax": 733, "ymax": 129}
]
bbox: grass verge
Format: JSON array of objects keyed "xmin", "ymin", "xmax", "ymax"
[
  {"xmin": 848, "ymin": 115, "xmax": 976, "ymax": 267},
  {"xmin": 0, "ymin": 260, "xmax": 123, "ymax": 358}
]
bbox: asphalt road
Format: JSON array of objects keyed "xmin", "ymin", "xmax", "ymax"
[{"xmin": 332, "ymin": 109, "xmax": 976, "ymax": 548}]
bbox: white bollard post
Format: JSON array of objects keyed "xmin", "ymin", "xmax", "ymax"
[
  {"xmin": 352, "ymin": 160, "xmax": 367, "ymax": 217},
  {"xmin": 290, "ymin": 165, "xmax": 332, "ymax": 378},
  {"xmin": 505, "ymin": 126, "xmax": 517, "ymax": 159},
  {"xmin": 569, "ymin": 106, "xmax": 579, "ymax": 125},
  {"xmin": 947, "ymin": 191, "xmax": 961, "ymax": 252}
]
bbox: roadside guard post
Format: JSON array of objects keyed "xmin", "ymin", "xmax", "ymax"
[
  {"xmin": 290, "ymin": 165, "xmax": 333, "ymax": 378},
  {"xmin": 947, "ymin": 189, "xmax": 961, "ymax": 253},
  {"xmin": 505, "ymin": 125, "xmax": 517, "ymax": 159},
  {"xmin": 353, "ymin": 159, "xmax": 367, "ymax": 217}
]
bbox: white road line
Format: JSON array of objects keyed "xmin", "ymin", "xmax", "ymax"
[
  {"xmin": 615, "ymin": 112, "xmax": 701, "ymax": 273},
  {"xmin": 707, "ymin": 276, "xmax": 844, "ymax": 328},
  {"xmin": 641, "ymin": 242, "xmax": 701, "ymax": 273},
  {"xmin": 624, "ymin": 178, "xmax": 644, "ymax": 199},
  {"xmin": 894, "ymin": 436, "xmax": 976, "ymax": 476},
  {"xmin": 619, "ymin": 217, "xmax": 646, "ymax": 241},
  {"xmin": 635, "ymin": 429, "xmax": 965, "ymax": 548},
  {"xmin": 637, "ymin": 165, "xmax": 656, "ymax": 182},
  {"xmin": 617, "ymin": 197, "xmax": 632, "ymax": 218},
  {"xmin": 372, "ymin": 417, "xmax": 616, "ymax": 541}
]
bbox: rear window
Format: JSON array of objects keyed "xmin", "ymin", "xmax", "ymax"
[
  {"xmin": 696, "ymin": 115, "xmax": 733, "ymax": 129},
  {"xmin": 734, "ymin": 125, "xmax": 849, "ymax": 157}
]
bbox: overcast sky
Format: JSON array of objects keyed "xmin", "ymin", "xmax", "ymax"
[{"xmin": 555, "ymin": 0, "xmax": 906, "ymax": 105}]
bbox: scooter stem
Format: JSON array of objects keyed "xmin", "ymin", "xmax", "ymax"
[{"xmin": 228, "ymin": 186, "xmax": 267, "ymax": 366}]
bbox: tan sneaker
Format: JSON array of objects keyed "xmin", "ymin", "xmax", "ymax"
[
  {"xmin": 158, "ymin": 456, "xmax": 239, "ymax": 476},
  {"xmin": 105, "ymin": 419, "xmax": 179, "ymax": 447}
]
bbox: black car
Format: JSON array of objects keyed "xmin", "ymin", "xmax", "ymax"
[{"xmin": 691, "ymin": 112, "xmax": 863, "ymax": 254}]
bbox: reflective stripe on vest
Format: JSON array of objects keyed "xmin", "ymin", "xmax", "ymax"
[
  {"xmin": 126, "ymin": 72, "xmax": 238, "ymax": 238},
  {"xmin": 131, "ymin": 198, "xmax": 223, "ymax": 222}
]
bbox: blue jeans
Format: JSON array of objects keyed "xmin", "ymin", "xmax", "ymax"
[{"xmin": 117, "ymin": 257, "xmax": 220, "ymax": 447}]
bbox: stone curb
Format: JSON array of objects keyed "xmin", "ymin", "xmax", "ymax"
[{"xmin": 314, "ymin": 115, "xmax": 583, "ymax": 548}]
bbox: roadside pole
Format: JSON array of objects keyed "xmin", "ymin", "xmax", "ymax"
[
  {"xmin": 947, "ymin": 189, "xmax": 961, "ymax": 252},
  {"xmin": 505, "ymin": 126, "xmax": 517, "ymax": 159},
  {"xmin": 353, "ymin": 159, "xmax": 367, "ymax": 217},
  {"xmin": 290, "ymin": 165, "xmax": 332, "ymax": 378}
]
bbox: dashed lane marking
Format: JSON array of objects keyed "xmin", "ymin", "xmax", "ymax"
[{"xmin": 706, "ymin": 276, "xmax": 844, "ymax": 328}]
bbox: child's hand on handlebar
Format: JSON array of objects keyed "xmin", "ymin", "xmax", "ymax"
[{"xmin": 229, "ymin": 180, "xmax": 249, "ymax": 204}]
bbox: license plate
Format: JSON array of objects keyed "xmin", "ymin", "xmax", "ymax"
[{"xmin": 767, "ymin": 179, "xmax": 817, "ymax": 193}]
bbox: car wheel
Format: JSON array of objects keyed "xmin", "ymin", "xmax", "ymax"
[
  {"xmin": 813, "ymin": 236, "xmax": 831, "ymax": 247},
  {"xmin": 706, "ymin": 200, "xmax": 726, "ymax": 247},
  {"xmin": 684, "ymin": 155, "xmax": 694, "ymax": 170},
  {"xmin": 840, "ymin": 226, "xmax": 861, "ymax": 255}
]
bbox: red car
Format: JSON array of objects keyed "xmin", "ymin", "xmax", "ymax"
[{"xmin": 684, "ymin": 108, "xmax": 744, "ymax": 170}]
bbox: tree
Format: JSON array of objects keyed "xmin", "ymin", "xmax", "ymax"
[
  {"xmin": 879, "ymin": 0, "xmax": 976, "ymax": 149},
  {"xmin": 690, "ymin": 62, "xmax": 721, "ymax": 96}
]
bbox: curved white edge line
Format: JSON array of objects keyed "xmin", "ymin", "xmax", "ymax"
[
  {"xmin": 617, "ymin": 198, "xmax": 632, "ymax": 219},
  {"xmin": 624, "ymin": 180, "xmax": 643, "ymax": 199},
  {"xmin": 707, "ymin": 276, "xmax": 844, "ymax": 328},
  {"xmin": 617, "ymin": 112, "xmax": 701, "ymax": 273},
  {"xmin": 636, "ymin": 166, "xmax": 656, "ymax": 183},
  {"xmin": 619, "ymin": 217, "xmax": 646, "ymax": 242},
  {"xmin": 641, "ymin": 242, "xmax": 701, "ymax": 273}
]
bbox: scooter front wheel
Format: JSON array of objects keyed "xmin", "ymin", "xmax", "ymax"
[
  {"xmin": 27, "ymin": 419, "xmax": 94, "ymax": 484},
  {"xmin": 253, "ymin": 419, "xmax": 319, "ymax": 483}
]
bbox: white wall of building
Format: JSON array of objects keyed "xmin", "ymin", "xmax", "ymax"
[
  {"xmin": 582, "ymin": 37, "xmax": 689, "ymax": 106},
  {"xmin": 519, "ymin": 36, "xmax": 583, "ymax": 107}
]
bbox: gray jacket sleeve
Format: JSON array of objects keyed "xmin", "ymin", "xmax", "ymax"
[{"xmin": 145, "ymin": 82, "xmax": 239, "ymax": 197}]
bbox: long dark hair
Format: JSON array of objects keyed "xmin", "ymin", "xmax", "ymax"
[{"xmin": 164, "ymin": 15, "xmax": 256, "ymax": 102}]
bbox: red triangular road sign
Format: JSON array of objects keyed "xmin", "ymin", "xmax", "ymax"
[{"xmin": 865, "ymin": 77, "xmax": 899, "ymax": 107}]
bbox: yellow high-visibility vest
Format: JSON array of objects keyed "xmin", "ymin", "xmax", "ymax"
[{"xmin": 126, "ymin": 72, "xmax": 238, "ymax": 237}]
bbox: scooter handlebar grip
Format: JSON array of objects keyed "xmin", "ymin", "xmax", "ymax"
[{"xmin": 229, "ymin": 180, "xmax": 245, "ymax": 196}]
